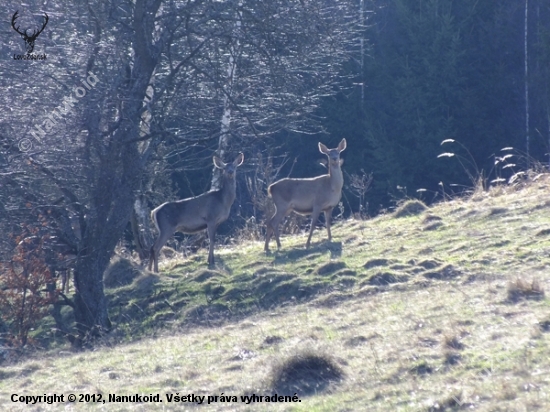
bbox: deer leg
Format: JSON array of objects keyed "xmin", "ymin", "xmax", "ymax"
[
  {"xmin": 207, "ymin": 223, "xmax": 217, "ymax": 267},
  {"xmin": 264, "ymin": 216, "xmax": 274, "ymax": 252},
  {"xmin": 324, "ymin": 208, "xmax": 333, "ymax": 242},
  {"xmin": 306, "ymin": 207, "xmax": 322, "ymax": 249},
  {"xmin": 61, "ymin": 269, "xmax": 68, "ymax": 293},
  {"xmin": 148, "ymin": 246, "xmax": 155, "ymax": 272},
  {"xmin": 272, "ymin": 209, "xmax": 289, "ymax": 250},
  {"xmin": 149, "ymin": 230, "xmax": 173, "ymax": 273}
]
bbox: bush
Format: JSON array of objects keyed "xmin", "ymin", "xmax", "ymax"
[{"xmin": 0, "ymin": 227, "xmax": 59, "ymax": 349}]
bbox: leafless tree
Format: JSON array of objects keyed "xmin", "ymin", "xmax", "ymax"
[{"xmin": 0, "ymin": 0, "xmax": 358, "ymax": 346}]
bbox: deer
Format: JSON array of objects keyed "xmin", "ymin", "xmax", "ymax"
[
  {"xmin": 264, "ymin": 138, "xmax": 347, "ymax": 252},
  {"xmin": 148, "ymin": 153, "xmax": 244, "ymax": 272}
]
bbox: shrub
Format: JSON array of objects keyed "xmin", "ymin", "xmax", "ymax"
[{"xmin": 0, "ymin": 227, "xmax": 59, "ymax": 349}]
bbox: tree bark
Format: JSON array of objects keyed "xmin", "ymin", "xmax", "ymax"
[{"xmin": 71, "ymin": 0, "xmax": 160, "ymax": 345}]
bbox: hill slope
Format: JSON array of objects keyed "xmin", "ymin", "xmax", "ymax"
[{"xmin": 2, "ymin": 176, "xmax": 550, "ymax": 411}]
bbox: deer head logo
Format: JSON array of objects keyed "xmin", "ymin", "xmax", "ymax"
[{"xmin": 11, "ymin": 11, "xmax": 49, "ymax": 54}]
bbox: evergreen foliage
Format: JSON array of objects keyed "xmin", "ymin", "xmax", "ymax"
[{"xmin": 318, "ymin": 0, "xmax": 550, "ymax": 212}]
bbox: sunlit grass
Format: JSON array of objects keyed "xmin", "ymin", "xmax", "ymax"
[{"xmin": 2, "ymin": 176, "xmax": 550, "ymax": 410}]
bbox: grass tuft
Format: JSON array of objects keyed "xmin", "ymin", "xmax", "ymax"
[
  {"xmin": 538, "ymin": 318, "xmax": 550, "ymax": 332},
  {"xmin": 443, "ymin": 351, "xmax": 462, "ymax": 366},
  {"xmin": 104, "ymin": 256, "xmax": 142, "ymax": 288},
  {"xmin": 367, "ymin": 271, "xmax": 409, "ymax": 285},
  {"xmin": 428, "ymin": 391, "xmax": 464, "ymax": 411},
  {"xmin": 364, "ymin": 258, "xmax": 393, "ymax": 269},
  {"xmin": 268, "ymin": 350, "xmax": 344, "ymax": 396},
  {"xmin": 409, "ymin": 360, "xmax": 433, "ymax": 375},
  {"xmin": 316, "ymin": 261, "xmax": 346, "ymax": 276},
  {"xmin": 394, "ymin": 199, "xmax": 428, "ymax": 218},
  {"xmin": 506, "ymin": 277, "xmax": 544, "ymax": 302},
  {"xmin": 443, "ymin": 333, "xmax": 465, "ymax": 350}
]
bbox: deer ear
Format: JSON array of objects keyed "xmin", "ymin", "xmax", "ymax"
[
  {"xmin": 213, "ymin": 156, "xmax": 226, "ymax": 169},
  {"xmin": 234, "ymin": 153, "xmax": 244, "ymax": 167},
  {"xmin": 318, "ymin": 142, "xmax": 329, "ymax": 154},
  {"xmin": 319, "ymin": 158, "xmax": 328, "ymax": 168},
  {"xmin": 339, "ymin": 158, "xmax": 344, "ymax": 166},
  {"xmin": 338, "ymin": 138, "xmax": 347, "ymax": 152}
]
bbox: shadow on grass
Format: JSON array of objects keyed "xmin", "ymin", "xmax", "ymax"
[{"xmin": 272, "ymin": 241, "xmax": 342, "ymax": 263}]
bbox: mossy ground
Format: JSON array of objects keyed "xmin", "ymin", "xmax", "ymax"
[{"xmin": 2, "ymin": 176, "xmax": 550, "ymax": 411}]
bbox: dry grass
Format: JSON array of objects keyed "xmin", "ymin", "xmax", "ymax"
[
  {"xmin": 3, "ymin": 175, "xmax": 550, "ymax": 411},
  {"xmin": 507, "ymin": 277, "xmax": 545, "ymax": 302},
  {"xmin": 393, "ymin": 199, "xmax": 428, "ymax": 218}
]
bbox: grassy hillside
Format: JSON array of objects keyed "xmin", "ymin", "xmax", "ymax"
[{"xmin": 2, "ymin": 175, "xmax": 550, "ymax": 411}]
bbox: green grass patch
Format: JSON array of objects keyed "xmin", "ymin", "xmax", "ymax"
[{"xmin": 3, "ymin": 176, "xmax": 550, "ymax": 410}]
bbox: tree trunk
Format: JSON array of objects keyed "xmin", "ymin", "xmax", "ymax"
[
  {"xmin": 131, "ymin": 197, "xmax": 152, "ymax": 262},
  {"xmin": 68, "ymin": 0, "xmax": 160, "ymax": 346},
  {"xmin": 72, "ymin": 148, "xmax": 141, "ymax": 345},
  {"xmin": 73, "ymin": 262, "xmax": 111, "ymax": 345},
  {"xmin": 212, "ymin": 2, "xmax": 242, "ymax": 189},
  {"xmin": 524, "ymin": 0, "xmax": 530, "ymax": 160}
]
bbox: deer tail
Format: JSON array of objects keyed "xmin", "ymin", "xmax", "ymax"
[{"xmin": 151, "ymin": 207, "xmax": 160, "ymax": 233}]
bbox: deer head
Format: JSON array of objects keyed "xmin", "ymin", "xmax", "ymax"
[{"xmin": 11, "ymin": 11, "xmax": 49, "ymax": 54}]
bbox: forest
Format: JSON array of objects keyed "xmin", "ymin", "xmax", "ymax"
[{"xmin": 0, "ymin": 0, "xmax": 549, "ymax": 347}]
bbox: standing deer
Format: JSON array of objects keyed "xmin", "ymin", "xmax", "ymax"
[
  {"xmin": 264, "ymin": 138, "xmax": 347, "ymax": 252},
  {"xmin": 149, "ymin": 153, "xmax": 244, "ymax": 272}
]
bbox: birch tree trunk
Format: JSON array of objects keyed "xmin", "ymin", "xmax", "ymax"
[
  {"xmin": 524, "ymin": 0, "xmax": 530, "ymax": 161},
  {"xmin": 212, "ymin": 1, "xmax": 242, "ymax": 190}
]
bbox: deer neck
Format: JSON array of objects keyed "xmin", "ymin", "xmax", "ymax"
[
  {"xmin": 328, "ymin": 162, "xmax": 344, "ymax": 190},
  {"xmin": 219, "ymin": 175, "xmax": 237, "ymax": 204}
]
